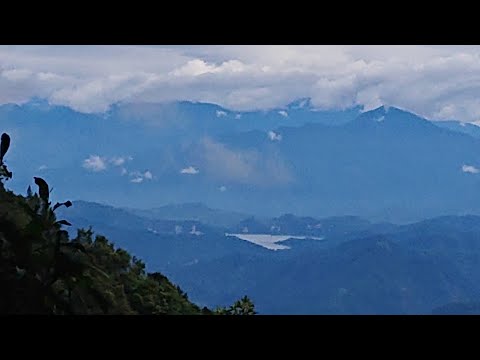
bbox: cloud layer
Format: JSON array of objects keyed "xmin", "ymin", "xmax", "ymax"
[{"xmin": 3, "ymin": 45, "xmax": 480, "ymax": 122}]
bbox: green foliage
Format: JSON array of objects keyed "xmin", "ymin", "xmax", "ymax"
[
  {"xmin": 0, "ymin": 182, "xmax": 205, "ymax": 314},
  {"xmin": 214, "ymin": 296, "xmax": 257, "ymax": 315},
  {"xmin": 0, "ymin": 132, "xmax": 255, "ymax": 315}
]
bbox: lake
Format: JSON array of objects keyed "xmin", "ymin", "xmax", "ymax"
[{"xmin": 225, "ymin": 233, "xmax": 325, "ymax": 250}]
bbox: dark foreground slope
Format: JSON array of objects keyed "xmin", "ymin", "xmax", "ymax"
[
  {"xmin": 0, "ymin": 132, "xmax": 256, "ymax": 315},
  {"xmin": 0, "ymin": 182, "xmax": 206, "ymax": 314}
]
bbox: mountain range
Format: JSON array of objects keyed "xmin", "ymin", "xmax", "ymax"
[
  {"xmin": 5, "ymin": 97, "xmax": 480, "ymax": 314},
  {"xmin": 55, "ymin": 200, "xmax": 480, "ymax": 314},
  {"xmin": 4, "ymin": 98, "xmax": 480, "ymax": 222}
]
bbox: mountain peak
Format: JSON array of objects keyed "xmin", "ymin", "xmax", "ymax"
[
  {"xmin": 365, "ymin": 105, "xmax": 403, "ymax": 115},
  {"xmin": 287, "ymin": 98, "xmax": 312, "ymax": 110},
  {"xmin": 25, "ymin": 97, "xmax": 51, "ymax": 108},
  {"xmin": 354, "ymin": 105, "xmax": 434, "ymax": 129}
]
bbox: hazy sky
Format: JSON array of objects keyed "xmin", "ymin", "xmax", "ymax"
[{"xmin": 2, "ymin": 45, "xmax": 480, "ymax": 122}]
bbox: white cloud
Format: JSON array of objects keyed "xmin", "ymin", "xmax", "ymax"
[
  {"xmin": 144, "ymin": 170, "xmax": 153, "ymax": 180},
  {"xmin": 278, "ymin": 110, "xmax": 288, "ymax": 117},
  {"xmin": 216, "ymin": 110, "xmax": 227, "ymax": 117},
  {"xmin": 130, "ymin": 177, "xmax": 144, "ymax": 183},
  {"xmin": 180, "ymin": 166, "xmax": 199, "ymax": 175},
  {"xmin": 38, "ymin": 165, "xmax": 48, "ymax": 171},
  {"xmin": 171, "ymin": 58, "xmax": 248, "ymax": 77},
  {"xmin": 171, "ymin": 59, "xmax": 216, "ymax": 77},
  {"xmin": 6, "ymin": 45, "xmax": 480, "ymax": 122},
  {"xmin": 235, "ymin": 114, "xmax": 242, "ymax": 119},
  {"xmin": 128, "ymin": 170, "xmax": 153, "ymax": 182},
  {"xmin": 219, "ymin": 185, "xmax": 227, "ymax": 192},
  {"xmin": 83, "ymin": 155, "xmax": 107, "ymax": 172},
  {"xmin": 110, "ymin": 156, "xmax": 126, "ymax": 166},
  {"xmin": 120, "ymin": 167, "xmax": 128, "ymax": 176},
  {"xmin": 462, "ymin": 164, "xmax": 480, "ymax": 174},
  {"xmin": 83, "ymin": 154, "xmax": 132, "ymax": 172},
  {"xmin": 268, "ymin": 131, "xmax": 282, "ymax": 141}
]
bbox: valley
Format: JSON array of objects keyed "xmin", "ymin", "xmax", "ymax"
[{"xmin": 57, "ymin": 199, "xmax": 480, "ymax": 314}]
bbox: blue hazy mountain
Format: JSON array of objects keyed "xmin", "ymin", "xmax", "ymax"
[
  {"xmin": 204, "ymin": 106, "xmax": 480, "ymax": 222},
  {"xmin": 57, "ymin": 200, "xmax": 270, "ymax": 276},
  {"xmin": 0, "ymin": 98, "xmax": 360, "ymax": 208},
  {"xmin": 173, "ymin": 235, "xmax": 476, "ymax": 314},
  {"xmin": 4, "ymin": 99, "xmax": 480, "ymax": 222},
  {"xmin": 127, "ymin": 202, "xmax": 251, "ymax": 228},
  {"xmin": 56, "ymin": 200, "xmax": 480, "ymax": 314},
  {"xmin": 168, "ymin": 215, "xmax": 480, "ymax": 314},
  {"xmin": 109, "ymin": 98, "xmax": 361, "ymax": 135},
  {"xmin": 59, "ymin": 201, "xmax": 387, "ymax": 267},
  {"xmin": 434, "ymin": 120, "xmax": 480, "ymax": 139}
]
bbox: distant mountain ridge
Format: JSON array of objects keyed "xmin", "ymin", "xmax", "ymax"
[
  {"xmin": 4, "ymin": 98, "xmax": 480, "ymax": 222},
  {"xmin": 434, "ymin": 120, "xmax": 480, "ymax": 139},
  {"xmin": 127, "ymin": 202, "xmax": 251, "ymax": 228},
  {"xmin": 58, "ymin": 200, "xmax": 480, "ymax": 314}
]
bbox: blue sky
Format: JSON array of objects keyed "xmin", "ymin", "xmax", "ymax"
[{"xmin": 2, "ymin": 45, "xmax": 480, "ymax": 122}]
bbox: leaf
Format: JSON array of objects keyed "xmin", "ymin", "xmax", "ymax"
[
  {"xmin": 34, "ymin": 177, "xmax": 49, "ymax": 203},
  {"xmin": 56, "ymin": 220, "xmax": 72, "ymax": 227},
  {"xmin": 0, "ymin": 133, "xmax": 10, "ymax": 161},
  {"xmin": 52, "ymin": 201, "xmax": 73, "ymax": 212}
]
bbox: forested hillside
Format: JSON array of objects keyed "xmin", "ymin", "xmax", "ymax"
[{"xmin": 0, "ymin": 132, "xmax": 254, "ymax": 315}]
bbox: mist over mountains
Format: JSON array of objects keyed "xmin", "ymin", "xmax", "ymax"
[{"xmin": 3, "ymin": 98, "xmax": 480, "ymax": 223}]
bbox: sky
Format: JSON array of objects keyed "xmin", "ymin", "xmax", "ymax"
[{"xmin": 2, "ymin": 45, "xmax": 480, "ymax": 122}]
